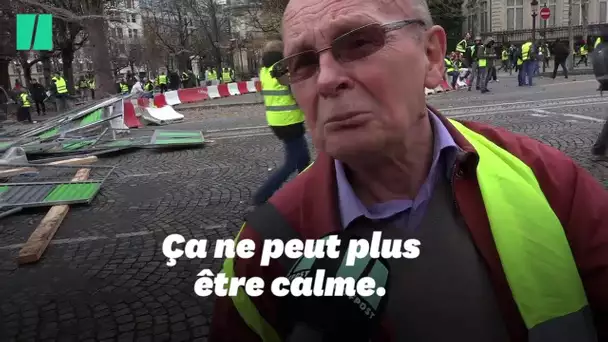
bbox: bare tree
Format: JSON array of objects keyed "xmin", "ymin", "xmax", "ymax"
[
  {"xmin": 0, "ymin": 2, "xmax": 16, "ymax": 93},
  {"xmin": 238, "ymin": 0, "xmax": 285, "ymax": 35},
  {"xmin": 184, "ymin": 0, "xmax": 233, "ymax": 76},
  {"xmin": 141, "ymin": 0, "xmax": 195, "ymax": 72},
  {"xmin": 17, "ymin": 0, "xmax": 124, "ymax": 96}
]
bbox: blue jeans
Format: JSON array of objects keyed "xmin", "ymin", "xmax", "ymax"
[
  {"xmin": 252, "ymin": 134, "xmax": 311, "ymax": 205},
  {"xmin": 520, "ymin": 60, "xmax": 534, "ymax": 86}
]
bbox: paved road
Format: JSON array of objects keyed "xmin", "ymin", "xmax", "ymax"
[{"xmin": 1, "ymin": 73, "xmax": 607, "ymax": 341}]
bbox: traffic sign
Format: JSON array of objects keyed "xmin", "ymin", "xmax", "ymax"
[{"xmin": 540, "ymin": 7, "xmax": 551, "ymax": 20}]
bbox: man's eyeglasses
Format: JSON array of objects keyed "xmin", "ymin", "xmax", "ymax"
[{"xmin": 272, "ymin": 19, "xmax": 427, "ymax": 84}]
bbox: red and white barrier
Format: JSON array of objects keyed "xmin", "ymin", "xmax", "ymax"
[
  {"xmin": 147, "ymin": 80, "xmax": 262, "ymax": 108},
  {"xmin": 425, "ymin": 79, "xmax": 453, "ymax": 95}
]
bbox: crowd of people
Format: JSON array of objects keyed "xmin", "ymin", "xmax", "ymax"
[
  {"xmin": 4, "ymin": 65, "xmax": 240, "ymax": 124},
  {"xmin": 442, "ymin": 32, "xmax": 602, "ymax": 94}
]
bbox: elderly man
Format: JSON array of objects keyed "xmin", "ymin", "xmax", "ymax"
[{"xmin": 210, "ymin": 0, "xmax": 608, "ymax": 340}]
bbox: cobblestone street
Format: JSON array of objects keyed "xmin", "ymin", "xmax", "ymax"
[{"xmin": 1, "ymin": 74, "xmax": 607, "ymax": 341}]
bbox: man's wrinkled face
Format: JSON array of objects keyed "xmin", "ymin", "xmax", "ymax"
[{"xmin": 282, "ymin": 0, "xmax": 446, "ymax": 160}]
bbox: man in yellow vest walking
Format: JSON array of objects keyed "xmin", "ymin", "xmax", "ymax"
[
  {"xmin": 251, "ymin": 40, "xmax": 311, "ymax": 206},
  {"xmin": 17, "ymin": 88, "xmax": 34, "ymax": 123},
  {"xmin": 520, "ymin": 38, "xmax": 535, "ymax": 86},
  {"xmin": 51, "ymin": 72, "xmax": 69, "ymax": 112},
  {"xmin": 156, "ymin": 72, "xmax": 168, "ymax": 94}
]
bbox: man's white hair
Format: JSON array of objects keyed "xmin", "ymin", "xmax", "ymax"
[{"xmin": 411, "ymin": 0, "xmax": 434, "ymax": 27}]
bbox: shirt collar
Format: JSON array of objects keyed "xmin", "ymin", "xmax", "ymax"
[{"xmin": 335, "ymin": 110, "xmax": 459, "ymax": 229}]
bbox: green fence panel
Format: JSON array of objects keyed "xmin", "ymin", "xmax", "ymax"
[{"xmin": 43, "ymin": 182, "xmax": 101, "ymax": 202}]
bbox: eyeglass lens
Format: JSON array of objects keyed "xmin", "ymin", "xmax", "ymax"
[{"xmin": 284, "ymin": 23, "xmax": 387, "ymax": 83}]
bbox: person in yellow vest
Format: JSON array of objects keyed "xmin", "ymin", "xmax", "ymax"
[
  {"xmin": 143, "ymin": 77, "xmax": 155, "ymax": 95},
  {"xmin": 577, "ymin": 41, "xmax": 589, "ymax": 67},
  {"xmin": 210, "ymin": 2, "xmax": 608, "ymax": 339},
  {"xmin": 455, "ymin": 32, "xmax": 470, "ymax": 61},
  {"xmin": 118, "ymin": 78, "xmax": 129, "ymax": 94},
  {"xmin": 77, "ymin": 76, "xmax": 89, "ymax": 101},
  {"xmin": 17, "ymin": 88, "xmax": 33, "ymax": 123},
  {"xmin": 87, "ymin": 75, "xmax": 96, "ymax": 100},
  {"xmin": 520, "ymin": 38, "xmax": 534, "ymax": 86},
  {"xmin": 221, "ymin": 67, "xmax": 233, "ymax": 83},
  {"xmin": 499, "ymin": 48, "xmax": 509, "ymax": 72},
  {"xmin": 251, "ymin": 40, "xmax": 311, "ymax": 206},
  {"xmin": 595, "ymin": 36, "xmax": 602, "ymax": 49},
  {"xmin": 51, "ymin": 72, "xmax": 69, "ymax": 112},
  {"xmin": 156, "ymin": 72, "xmax": 168, "ymax": 94},
  {"xmin": 181, "ymin": 71, "xmax": 190, "ymax": 88},
  {"xmin": 445, "ymin": 55, "xmax": 458, "ymax": 89},
  {"xmin": 205, "ymin": 67, "xmax": 217, "ymax": 86}
]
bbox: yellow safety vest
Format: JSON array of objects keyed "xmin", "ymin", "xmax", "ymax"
[
  {"xmin": 521, "ymin": 42, "xmax": 533, "ymax": 61},
  {"xmin": 206, "ymin": 70, "xmax": 217, "ymax": 80},
  {"xmin": 182, "ymin": 72, "xmax": 190, "ymax": 81},
  {"xmin": 456, "ymin": 39, "xmax": 467, "ymax": 53},
  {"xmin": 20, "ymin": 93, "xmax": 31, "ymax": 107},
  {"xmin": 502, "ymin": 50, "xmax": 509, "ymax": 61},
  {"xmin": 221, "ymin": 119, "xmax": 593, "ymax": 342},
  {"xmin": 157, "ymin": 75, "xmax": 168, "ymax": 85},
  {"xmin": 222, "ymin": 69, "xmax": 232, "ymax": 82},
  {"xmin": 580, "ymin": 45, "xmax": 588, "ymax": 56},
  {"xmin": 52, "ymin": 76, "xmax": 68, "ymax": 94},
  {"xmin": 478, "ymin": 46, "xmax": 487, "ymax": 68},
  {"xmin": 445, "ymin": 58, "xmax": 455, "ymax": 73},
  {"xmin": 120, "ymin": 83, "xmax": 129, "ymax": 93},
  {"xmin": 88, "ymin": 79, "xmax": 95, "ymax": 89},
  {"xmin": 517, "ymin": 57, "xmax": 523, "ymax": 66},
  {"xmin": 595, "ymin": 37, "xmax": 602, "ymax": 49},
  {"xmin": 144, "ymin": 82, "xmax": 154, "ymax": 91},
  {"xmin": 259, "ymin": 64, "xmax": 304, "ymax": 127}
]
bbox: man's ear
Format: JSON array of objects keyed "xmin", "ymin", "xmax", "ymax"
[{"xmin": 424, "ymin": 25, "xmax": 447, "ymax": 90}]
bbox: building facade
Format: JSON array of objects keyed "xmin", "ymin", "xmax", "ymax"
[{"xmin": 461, "ymin": 0, "xmax": 608, "ymax": 43}]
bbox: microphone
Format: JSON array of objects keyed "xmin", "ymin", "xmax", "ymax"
[{"xmin": 283, "ymin": 233, "xmax": 391, "ymax": 342}]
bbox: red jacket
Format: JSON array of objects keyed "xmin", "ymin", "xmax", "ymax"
[{"xmin": 210, "ymin": 112, "xmax": 608, "ymax": 341}]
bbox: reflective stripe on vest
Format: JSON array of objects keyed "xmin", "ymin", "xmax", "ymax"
[
  {"xmin": 456, "ymin": 39, "xmax": 467, "ymax": 53},
  {"xmin": 88, "ymin": 80, "xmax": 95, "ymax": 89},
  {"xmin": 522, "ymin": 42, "xmax": 532, "ymax": 61},
  {"xmin": 222, "ymin": 118, "xmax": 596, "ymax": 342},
  {"xmin": 120, "ymin": 83, "xmax": 129, "ymax": 93},
  {"xmin": 448, "ymin": 119, "xmax": 595, "ymax": 341},
  {"xmin": 20, "ymin": 93, "xmax": 31, "ymax": 107},
  {"xmin": 53, "ymin": 77, "xmax": 68, "ymax": 94},
  {"xmin": 207, "ymin": 71, "xmax": 217, "ymax": 80},
  {"xmin": 259, "ymin": 65, "xmax": 304, "ymax": 126},
  {"xmin": 158, "ymin": 75, "xmax": 167, "ymax": 84},
  {"xmin": 595, "ymin": 37, "xmax": 602, "ymax": 49}
]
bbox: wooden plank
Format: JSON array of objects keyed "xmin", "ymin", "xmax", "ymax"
[
  {"xmin": 17, "ymin": 168, "xmax": 91, "ymax": 265},
  {"xmin": 0, "ymin": 156, "xmax": 98, "ymax": 178}
]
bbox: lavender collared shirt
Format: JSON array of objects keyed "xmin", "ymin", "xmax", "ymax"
[{"xmin": 335, "ymin": 111, "xmax": 460, "ymax": 230}]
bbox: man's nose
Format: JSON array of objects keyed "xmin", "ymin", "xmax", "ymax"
[{"xmin": 316, "ymin": 52, "xmax": 351, "ymax": 97}]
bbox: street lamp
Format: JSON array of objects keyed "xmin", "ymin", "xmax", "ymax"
[{"xmin": 531, "ymin": 0, "xmax": 539, "ymax": 41}]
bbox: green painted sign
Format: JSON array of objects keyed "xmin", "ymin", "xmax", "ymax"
[{"xmin": 16, "ymin": 14, "xmax": 53, "ymax": 51}]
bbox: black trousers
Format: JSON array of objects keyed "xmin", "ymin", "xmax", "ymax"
[
  {"xmin": 34, "ymin": 100, "xmax": 46, "ymax": 115},
  {"xmin": 159, "ymin": 84, "xmax": 167, "ymax": 94},
  {"xmin": 552, "ymin": 59, "xmax": 568, "ymax": 78},
  {"xmin": 18, "ymin": 107, "xmax": 33, "ymax": 123}
]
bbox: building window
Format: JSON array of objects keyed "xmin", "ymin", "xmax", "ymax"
[
  {"xmin": 572, "ymin": 0, "xmax": 581, "ymax": 25},
  {"xmin": 125, "ymin": 0, "xmax": 133, "ymax": 8},
  {"xmin": 35, "ymin": 63, "xmax": 42, "ymax": 73},
  {"xmin": 128, "ymin": 29, "xmax": 133, "ymax": 38},
  {"xmin": 117, "ymin": 28, "xmax": 124, "ymax": 39},
  {"xmin": 547, "ymin": 0, "xmax": 557, "ymax": 27},
  {"xmin": 131, "ymin": 14, "xmax": 137, "ymax": 22},
  {"xmin": 601, "ymin": 1, "xmax": 608, "ymax": 23},
  {"xmin": 133, "ymin": 29, "xmax": 138, "ymax": 37},
  {"xmin": 481, "ymin": 1, "xmax": 488, "ymax": 33},
  {"xmin": 506, "ymin": 0, "xmax": 524, "ymax": 30}
]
